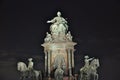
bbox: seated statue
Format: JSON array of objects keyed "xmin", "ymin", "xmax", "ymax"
[
  {"xmin": 44, "ymin": 32, "xmax": 52, "ymax": 42},
  {"xmin": 47, "ymin": 11, "xmax": 68, "ymax": 36},
  {"xmin": 66, "ymin": 31, "xmax": 73, "ymax": 41}
]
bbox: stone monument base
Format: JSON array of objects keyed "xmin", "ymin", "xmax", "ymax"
[{"xmin": 44, "ymin": 76, "xmax": 75, "ymax": 80}]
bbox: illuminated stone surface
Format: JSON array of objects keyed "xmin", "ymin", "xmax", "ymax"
[{"xmin": 42, "ymin": 11, "xmax": 77, "ymax": 80}]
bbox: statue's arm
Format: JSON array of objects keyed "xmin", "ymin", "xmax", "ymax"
[
  {"xmin": 88, "ymin": 57, "xmax": 94, "ymax": 61},
  {"xmin": 62, "ymin": 18, "xmax": 67, "ymax": 23},
  {"xmin": 47, "ymin": 18, "xmax": 56, "ymax": 23}
]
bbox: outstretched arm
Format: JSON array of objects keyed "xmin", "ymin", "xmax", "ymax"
[
  {"xmin": 88, "ymin": 57, "xmax": 94, "ymax": 61},
  {"xmin": 47, "ymin": 18, "xmax": 56, "ymax": 23},
  {"xmin": 62, "ymin": 18, "xmax": 67, "ymax": 24}
]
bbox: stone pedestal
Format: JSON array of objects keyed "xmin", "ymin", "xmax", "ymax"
[
  {"xmin": 41, "ymin": 11, "xmax": 77, "ymax": 79},
  {"xmin": 42, "ymin": 41, "xmax": 76, "ymax": 78}
]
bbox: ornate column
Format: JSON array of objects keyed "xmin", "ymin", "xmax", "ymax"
[
  {"xmin": 68, "ymin": 49, "xmax": 72, "ymax": 76},
  {"xmin": 44, "ymin": 50, "xmax": 48, "ymax": 77},
  {"xmin": 71, "ymin": 49, "xmax": 75, "ymax": 74},
  {"xmin": 48, "ymin": 50, "xmax": 51, "ymax": 78}
]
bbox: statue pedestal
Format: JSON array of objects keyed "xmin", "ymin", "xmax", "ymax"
[
  {"xmin": 42, "ymin": 11, "xmax": 77, "ymax": 80},
  {"xmin": 42, "ymin": 41, "xmax": 76, "ymax": 78}
]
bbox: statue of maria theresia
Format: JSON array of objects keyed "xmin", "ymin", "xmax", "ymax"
[{"xmin": 47, "ymin": 11, "xmax": 68, "ymax": 36}]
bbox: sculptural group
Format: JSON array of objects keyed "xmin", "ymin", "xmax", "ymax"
[
  {"xmin": 45, "ymin": 11, "xmax": 73, "ymax": 42},
  {"xmin": 47, "ymin": 11, "xmax": 68, "ymax": 36},
  {"xmin": 17, "ymin": 11, "xmax": 100, "ymax": 80},
  {"xmin": 80, "ymin": 56, "xmax": 100, "ymax": 80},
  {"xmin": 17, "ymin": 58, "xmax": 42, "ymax": 80}
]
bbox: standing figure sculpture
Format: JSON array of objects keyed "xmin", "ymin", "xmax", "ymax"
[
  {"xmin": 53, "ymin": 54, "xmax": 66, "ymax": 71},
  {"xmin": 54, "ymin": 65, "xmax": 64, "ymax": 80},
  {"xmin": 47, "ymin": 11, "xmax": 68, "ymax": 36},
  {"xmin": 28, "ymin": 58, "xmax": 34, "ymax": 78},
  {"xmin": 80, "ymin": 56, "xmax": 99, "ymax": 80}
]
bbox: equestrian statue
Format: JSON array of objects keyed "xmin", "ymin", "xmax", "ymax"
[
  {"xmin": 17, "ymin": 58, "xmax": 42, "ymax": 80},
  {"xmin": 80, "ymin": 56, "xmax": 100, "ymax": 80}
]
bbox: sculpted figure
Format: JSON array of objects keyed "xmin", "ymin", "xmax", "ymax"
[
  {"xmin": 54, "ymin": 65, "xmax": 64, "ymax": 80},
  {"xmin": 66, "ymin": 31, "xmax": 73, "ymax": 41},
  {"xmin": 81, "ymin": 56, "xmax": 94, "ymax": 80},
  {"xmin": 17, "ymin": 61, "xmax": 42, "ymax": 80},
  {"xmin": 28, "ymin": 58, "xmax": 34, "ymax": 70},
  {"xmin": 28, "ymin": 58, "xmax": 34, "ymax": 77},
  {"xmin": 53, "ymin": 54, "xmax": 66, "ymax": 70},
  {"xmin": 84, "ymin": 55, "xmax": 94, "ymax": 68},
  {"xmin": 80, "ymin": 56, "xmax": 99, "ymax": 80},
  {"xmin": 47, "ymin": 11, "xmax": 68, "ymax": 35},
  {"xmin": 44, "ymin": 32, "xmax": 52, "ymax": 42}
]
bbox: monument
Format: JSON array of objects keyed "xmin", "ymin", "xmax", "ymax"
[
  {"xmin": 41, "ymin": 11, "xmax": 77, "ymax": 79},
  {"xmin": 80, "ymin": 56, "xmax": 100, "ymax": 80},
  {"xmin": 17, "ymin": 58, "xmax": 42, "ymax": 80},
  {"xmin": 17, "ymin": 11, "xmax": 100, "ymax": 80}
]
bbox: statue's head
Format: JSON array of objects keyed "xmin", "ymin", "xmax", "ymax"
[
  {"xmin": 57, "ymin": 64, "xmax": 61, "ymax": 69},
  {"xmin": 84, "ymin": 55, "xmax": 89, "ymax": 59},
  {"xmin": 28, "ymin": 58, "xmax": 33, "ymax": 61},
  {"xmin": 68, "ymin": 31, "xmax": 71, "ymax": 34},
  {"xmin": 57, "ymin": 11, "xmax": 61, "ymax": 17}
]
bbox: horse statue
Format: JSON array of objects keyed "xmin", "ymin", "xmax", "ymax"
[
  {"xmin": 80, "ymin": 59, "xmax": 100, "ymax": 80},
  {"xmin": 17, "ymin": 62, "xmax": 42, "ymax": 80}
]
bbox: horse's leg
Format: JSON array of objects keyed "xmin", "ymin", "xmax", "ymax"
[
  {"xmin": 20, "ymin": 73, "xmax": 25, "ymax": 80},
  {"xmin": 94, "ymin": 74, "xmax": 96, "ymax": 80},
  {"xmin": 39, "ymin": 72, "xmax": 42, "ymax": 80},
  {"xmin": 35, "ymin": 76, "xmax": 38, "ymax": 80},
  {"xmin": 93, "ymin": 73, "xmax": 98, "ymax": 80},
  {"xmin": 21, "ymin": 76, "xmax": 25, "ymax": 80},
  {"xmin": 19, "ymin": 75, "xmax": 23, "ymax": 80},
  {"xmin": 96, "ymin": 74, "xmax": 98, "ymax": 80},
  {"xmin": 20, "ymin": 72, "xmax": 23, "ymax": 80},
  {"xmin": 84, "ymin": 73, "xmax": 89, "ymax": 80},
  {"xmin": 80, "ymin": 72, "xmax": 83, "ymax": 80}
]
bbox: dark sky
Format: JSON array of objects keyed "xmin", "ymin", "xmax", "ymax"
[{"xmin": 0, "ymin": 0, "xmax": 120, "ymax": 80}]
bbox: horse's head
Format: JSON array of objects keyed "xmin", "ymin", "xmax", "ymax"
[
  {"xmin": 96, "ymin": 59, "xmax": 100, "ymax": 67},
  {"xmin": 17, "ymin": 62, "xmax": 28, "ymax": 72},
  {"xmin": 90, "ymin": 59, "xmax": 100, "ymax": 68}
]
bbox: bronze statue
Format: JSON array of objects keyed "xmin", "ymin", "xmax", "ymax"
[
  {"xmin": 80, "ymin": 56, "xmax": 99, "ymax": 80},
  {"xmin": 54, "ymin": 65, "xmax": 64, "ymax": 80},
  {"xmin": 44, "ymin": 32, "xmax": 52, "ymax": 42},
  {"xmin": 66, "ymin": 31, "xmax": 73, "ymax": 41},
  {"xmin": 28, "ymin": 58, "xmax": 34, "ymax": 78},
  {"xmin": 47, "ymin": 11, "xmax": 68, "ymax": 36},
  {"xmin": 17, "ymin": 58, "xmax": 42, "ymax": 80}
]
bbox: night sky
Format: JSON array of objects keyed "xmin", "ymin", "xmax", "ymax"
[{"xmin": 0, "ymin": 0, "xmax": 120, "ymax": 80}]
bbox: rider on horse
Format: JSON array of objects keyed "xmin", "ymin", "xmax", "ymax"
[
  {"xmin": 81, "ymin": 55, "xmax": 94, "ymax": 72},
  {"xmin": 28, "ymin": 58, "xmax": 34, "ymax": 77}
]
